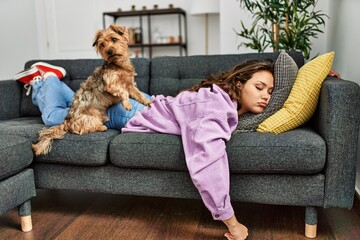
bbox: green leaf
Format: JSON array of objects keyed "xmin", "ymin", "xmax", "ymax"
[{"xmin": 235, "ymin": 0, "xmax": 328, "ymax": 59}]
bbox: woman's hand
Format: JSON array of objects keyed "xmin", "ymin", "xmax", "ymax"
[{"xmin": 328, "ymin": 67, "xmax": 341, "ymax": 78}]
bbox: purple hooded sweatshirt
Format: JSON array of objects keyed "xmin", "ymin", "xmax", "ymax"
[{"xmin": 122, "ymin": 84, "xmax": 238, "ymax": 221}]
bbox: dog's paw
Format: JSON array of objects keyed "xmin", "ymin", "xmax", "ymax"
[
  {"xmin": 112, "ymin": 92, "xmax": 122, "ymax": 97},
  {"xmin": 96, "ymin": 125, "xmax": 108, "ymax": 132},
  {"xmin": 144, "ymin": 100, "xmax": 153, "ymax": 106},
  {"xmin": 123, "ymin": 101, "xmax": 132, "ymax": 111}
]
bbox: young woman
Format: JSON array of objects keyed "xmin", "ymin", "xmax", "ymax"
[
  {"xmin": 122, "ymin": 60, "xmax": 274, "ymax": 240},
  {"xmin": 15, "ymin": 59, "xmax": 274, "ymax": 240}
]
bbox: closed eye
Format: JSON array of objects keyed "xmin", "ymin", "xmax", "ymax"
[{"xmin": 256, "ymin": 82, "xmax": 273, "ymax": 94}]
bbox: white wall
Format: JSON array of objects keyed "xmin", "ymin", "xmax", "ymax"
[
  {"xmin": 220, "ymin": 0, "xmax": 253, "ymax": 54},
  {"xmin": 0, "ymin": 0, "xmax": 220, "ymax": 79},
  {"xmin": 219, "ymin": 0, "xmax": 360, "ymax": 86},
  {"xmin": 0, "ymin": 0, "xmax": 359, "ymax": 195},
  {"xmin": 1, "ymin": 0, "xmax": 358, "ymax": 82},
  {"xmin": 328, "ymin": 0, "xmax": 360, "ymax": 84},
  {"xmin": 0, "ymin": 0, "xmax": 40, "ymax": 80},
  {"xmin": 220, "ymin": 0, "xmax": 330, "ymax": 59}
]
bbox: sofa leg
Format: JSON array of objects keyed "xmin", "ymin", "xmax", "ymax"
[
  {"xmin": 18, "ymin": 200, "xmax": 33, "ymax": 232},
  {"xmin": 305, "ymin": 223, "xmax": 317, "ymax": 238},
  {"xmin": 305, "ymin": 206, "xmax": 317, "ymax": 238},
  {"xmin": 20, "ymin": 215, "xmax": 33, "ymax": 232}
]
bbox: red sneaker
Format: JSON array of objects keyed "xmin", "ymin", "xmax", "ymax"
[
  {"xmin": 14, "ymin": 67, "xmax": 41, "ymax": 84},
  {"xmin": 31, "ymin": 62, "xmax": 66, "ymax": 79}
]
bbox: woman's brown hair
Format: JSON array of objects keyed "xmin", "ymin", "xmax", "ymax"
[{"xmin": 187, "ymin": 59, "xmax": 274, "ymax": 106}]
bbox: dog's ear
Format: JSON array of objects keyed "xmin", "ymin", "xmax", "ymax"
[
  {"xmin": 92, "ymin": 30, "xmax": 102, "ymax": 47},
  {"xmin": 109, "ymin": 24, "xmax": 129, "ymax": 42}
]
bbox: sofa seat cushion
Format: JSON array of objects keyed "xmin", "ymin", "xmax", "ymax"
[
  {"xmin": 0, "ymin": 134, "xmax": 33, "ymax": 180},
  {"xmin": 0, "ymin": 117, "xmax": 44, "ymax": 141},
  {"xmin": 227, "ymin": 128, "xmax": 326, "ymax": 174},
  {"xmin": 110, "ymin": 133, "xmax": 186, "ymax": 170},
  {"xmin": 0, "ymin": 117, "xmax": 119, "ymax": 166},
  {"xmin": 34, "ymin": 129, "xmax": 120, "ymax": 166},
  {"xmin": 110, "ymin": 128, "xmax": 326, "ymax": 174}
]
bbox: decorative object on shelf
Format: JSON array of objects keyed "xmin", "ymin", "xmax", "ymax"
[
  {"xmin": 153, "ymin": 4, "xmax": 158, "ymax": 10},
  {"xmin": 169, "ymin": 4, "xmax": 174, "ymax": 9},
  {"xmin": 235, "ymin": 0, "xmax": 328, "ymax": 60},
  {"xmin": 128, "ymin": 28, "xmax": 135, "ymax": 44},
  {"xmin": 161, "ymin": 37, "xmax": 169, "ymax": 44},
  {"xmin": 152, "ymin": 28, "xmax": 162, "ymax": 44},
  {"xmin": 142, "ymin": 6, "xmax": 147, "ymax": 10},
  {"xmin": 134, "ymin": 28, "xmax": 142, "ymax": 44},
  {"xmin": 191, "ymin": 0, "xmax": 219, "ymax": 55},
  {"xmin": 133, "ymin": 49, "xmax": 141, "ymax": 58},
  {"xmin": 177, "ymin": 36, "xmax": 182, "ymax": 43},
  {"xmin": 131, "ymin": 5, "xmax": 136, "ymax": 11},
  {"xmin": 117, "ymin": 8, "xmax": 122, "ymax": 12}
]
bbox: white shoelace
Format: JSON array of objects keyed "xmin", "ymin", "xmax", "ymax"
[{"xmin": 24, "ymin": 76, "xmax": 43, "ymax": 96}]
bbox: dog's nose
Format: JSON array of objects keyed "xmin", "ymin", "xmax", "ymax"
[{"xmin": 107, "ymin": 49, "xmax": 113, "ymax": 56}]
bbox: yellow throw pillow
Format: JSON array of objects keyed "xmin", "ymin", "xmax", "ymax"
[{"xmin": 257, "ymin": 52, "xmax": 335, "ymax": 134}]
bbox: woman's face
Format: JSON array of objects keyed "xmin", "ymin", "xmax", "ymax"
[{"xmin": 238, "ymin": 70, "xmax": 274, "ymax": 115}]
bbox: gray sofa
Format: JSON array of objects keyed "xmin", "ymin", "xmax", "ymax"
[{"xmin": 0, "ymin": 52, "xmax": 359, "ymax": 238}]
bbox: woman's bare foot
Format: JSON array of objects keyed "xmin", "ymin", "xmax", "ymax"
[{"xmin": 223, "ymin": 215, "xmax": 248, "ymax": 240}]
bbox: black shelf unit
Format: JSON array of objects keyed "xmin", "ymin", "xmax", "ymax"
[{"xmin": 103, "ymin": 8, "xmax": 187, "ymax": 58}]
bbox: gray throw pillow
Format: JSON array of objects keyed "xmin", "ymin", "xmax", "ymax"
[{"xmin": 235, "ymin": 52, "xmax": 299, "ymax": 133}]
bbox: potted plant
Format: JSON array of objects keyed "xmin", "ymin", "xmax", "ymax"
[{"xmin": 235, "ymin": 0, "xmax": 328, "ymax": 59}]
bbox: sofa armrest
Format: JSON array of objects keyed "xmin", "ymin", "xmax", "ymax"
[
  {"xmin": 0, "ymin": 80, "xmax": 21, "ymax": 120},
  {"xmin": 311, "ymin": 77, "xmax": 360, "ymax": 208}
]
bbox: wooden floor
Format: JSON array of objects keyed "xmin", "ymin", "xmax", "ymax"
[{"xmin": 0, "ymin": 189, "xmax": 359, "ymax": 240}]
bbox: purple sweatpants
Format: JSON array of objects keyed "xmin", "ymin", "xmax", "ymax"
[{"xmin": 122, "ymin": 84, "xmax": 238, "ymax": 220}]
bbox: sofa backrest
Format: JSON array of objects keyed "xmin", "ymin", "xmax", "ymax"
[
  {"xmin": 21, "ymin": 58, "xmax": 150, "ymax": 117},
  {"xmin": 150, "ymin": 51, "xmax": 304, "ymax": 96},
  {"xmin": 20, "ymin": 51, "xmax": 304, "ymax": 117}
]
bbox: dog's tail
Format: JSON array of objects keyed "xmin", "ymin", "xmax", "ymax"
[{"xmin": 32, "ymin": 123, "xmax": 67, "ymax": 156}]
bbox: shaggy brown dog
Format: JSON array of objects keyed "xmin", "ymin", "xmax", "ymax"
[{"xmin": 32, "ymin": 24, "xmax": 151, "ymax": 156}]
